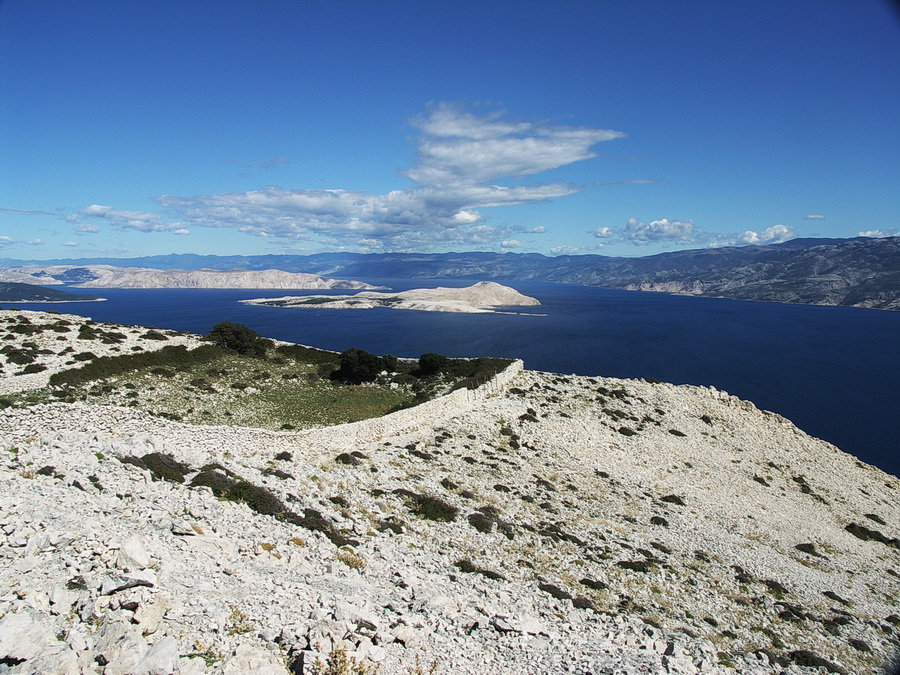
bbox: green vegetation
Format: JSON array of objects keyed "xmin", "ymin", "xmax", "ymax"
[
  {"xmin": 207, "ymin": 321, "xmax": 273, "ymax": 357},
  {"xmin": 4, "ymin": 319, "xmax": 515, "ymax": 432}
]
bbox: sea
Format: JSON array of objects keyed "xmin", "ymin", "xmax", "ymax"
[{"xmin": 8, "ymin": 279, "xmax": 899, "ymax": 478}]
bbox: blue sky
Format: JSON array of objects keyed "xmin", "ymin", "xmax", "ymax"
[{"xmin": 1, "ymin": 0, "xmax": 898, "ymax": 260}]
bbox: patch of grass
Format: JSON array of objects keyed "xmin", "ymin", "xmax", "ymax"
[
  {"xmin": 336, "ymin": 549, "xmax": 365, "ymax": 570},
  {"xmin": 310, "ymin": 646, "xmax": 379, "ymax": 675}
]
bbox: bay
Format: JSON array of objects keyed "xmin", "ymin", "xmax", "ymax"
[{"xmin": 8, "ymin": 279, "xmax": 899, "ymax": 478}]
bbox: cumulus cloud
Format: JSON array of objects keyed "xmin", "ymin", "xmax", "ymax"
[
  {"xmin": 173, "ymin": 229, "xmax": 190, "ymax": 235},
  {"xmin": 0, "ymin": 236, "xmax": 14, "ymax": 248},
  {"xmin": 75, "ymin": 224, "xmax": 100, "ymax": 234},
  {"xmin": 500, "ymin": 239, "xmax": 522, "ymax": 249},
  {"xmin": 737, "ymin": 224, "xmax": 793, "ymax": 245},
  {"xmin": 63, "ymin": 241, "xmax": 78, "ymax": 247},
  {"xmin": 524, "ymin": 226, "xmax": 546, "ymax": 234},
  {"xmin": 622, "ymin": 218, "xmax": 696, "ymax": 245},
  {"xmin": 590, "ymin": 226, "xmax": 614, "ymax": 238},
  {"xmin": 858, "ymin": 228, "xmax": 896, "ymax": 238},
  {"xmin": 80, "ymin": 104, "xmax": 624, "ymax": 251},
  {"xmin": 26, "ymin": 238, "xmax": 43, "ymax": 245},
  {"xmin": 80, "ymin": 204, "xmax": 186, "ymax": 232},
  {"xmin": 804, "ymin": 214, "xmax": 826, "ymax": 220}
]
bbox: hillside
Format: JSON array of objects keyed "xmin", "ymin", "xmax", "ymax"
[
  {"xmin": 0, "ymin": 266, "xmax": 385, "ymax": 291},
  {"xmin": 0, "ymin": 282, "xmax": 100, "ymax": 303},
  {"xmin": 0, "ymin": 311, "xmax": 899, "ymax": 674},
  {"xmin": 4, "ymin": 236, "xmax": 898, "ymax": 310}
]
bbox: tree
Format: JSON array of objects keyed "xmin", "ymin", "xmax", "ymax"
[
  {"xmin": 206, "ymin": 322, "xmax": 272, "ymax": 357},
  {"xmin": 330, "ymin": 348, "xmax": 383, "ymax": 384},
  {"xmin": 417, "ymin": 352, "xmax": 449, "ymax": 377}
]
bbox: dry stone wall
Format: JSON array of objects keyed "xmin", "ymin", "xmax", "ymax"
[{"xmin": 288, "ymin": 359, "xmax": 524, "ymax": 450}]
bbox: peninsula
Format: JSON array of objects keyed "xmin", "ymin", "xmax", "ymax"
[
  {"xmin": 242, "ymin": 281, "xmax": 541, "ymax": 314},
  {"xmin": 0, "ymin": 265, "xmax": 384, "ymax": 291}
]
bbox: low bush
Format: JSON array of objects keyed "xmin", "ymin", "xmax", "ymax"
[
  {"xmin": 275, "ymin": 343, "xmax": 339, "ymax": 365},
  {"xmin": 119, "ymin": 452, "xmax": 192, "ymax": 483},
  {"xmin": 49, "ymin": 344, "xmax": 224, "ymax": 386}
]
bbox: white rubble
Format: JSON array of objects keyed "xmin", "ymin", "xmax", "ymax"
[{"xmin": 0, "ymin": 311, "xmax": 898, "ymax": 674}]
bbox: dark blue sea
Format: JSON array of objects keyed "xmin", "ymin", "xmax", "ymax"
[{"xmin": 9, "ymin": 280, "xmax": 899, "ymax": 478}]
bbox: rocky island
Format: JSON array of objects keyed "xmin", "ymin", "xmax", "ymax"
[
  {"xmin": 242, "ymin": 281, "xmax": 542, "ymax": 314},
  {"xmin": 0, "ymin": 309, "xmax": 898, "ymax": 675}
]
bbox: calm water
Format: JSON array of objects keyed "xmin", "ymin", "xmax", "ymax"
[{"xmin": 9, "ymin": 280, "xmax": 899, "ymax": 477}]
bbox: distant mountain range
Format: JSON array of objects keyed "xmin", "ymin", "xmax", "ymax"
[{"xmin": 2, "ymin": 236, "xmax": 898, "ymax": 310}]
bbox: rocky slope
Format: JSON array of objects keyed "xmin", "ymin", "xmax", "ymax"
[
  {"xmin": 1, "ymin": 311, "xmax": 899, "ymax": 675},
  {"xmin": 243, "ymin": 282, "xmax": 541, "ymax": 314},
  {"xmin": 0, "ymin": 266, "xmax": 383, "ymax": 291}
]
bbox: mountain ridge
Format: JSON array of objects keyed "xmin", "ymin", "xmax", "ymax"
[{"xmin": 2, "ymin": 236, "xmax": 898, "ymax": 310}]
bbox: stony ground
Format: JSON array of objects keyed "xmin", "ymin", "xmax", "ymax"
[{"xmin": 1, "ymin": 311, "xmax": 899, "ymax": 674}]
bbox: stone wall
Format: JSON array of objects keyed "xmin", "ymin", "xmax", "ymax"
[{"xmin": 291, "ymin": 359, "xmax": 524, "ymax": 450}]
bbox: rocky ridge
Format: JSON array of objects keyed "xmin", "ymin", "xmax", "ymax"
[
  {"xmin": 0, "ymin": 266, "xmax": 383, "ymax": 291},
  {"xmin": 10, "ymin": 236, "xmax": 897, "ymax": 310},
  {"xmin": 1, "ymin": 311, "xmax": 899, "ymax": 674}
]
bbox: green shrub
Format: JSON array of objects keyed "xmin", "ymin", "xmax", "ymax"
[
  {"xmin": 207, "ymin": 322, "xmax": 272, "ymax": 357},
  {"xmin": 330, "ymin": 347, "xmax": 394, "ymax": 384},
  {"xmin": 120, "ymin": 452, "xmax": 191, "ymax": 483},
  {"xmin": 416, "ymin": 352, "xmax": 449, "ymax": 377},
  {"xmin": 49, "ymin": 344, "xmax": 224, "ymax": 386},
  {"xmin": 407, "ymin": 493, "xmax": 458, "ymax": 522},
  {"xmin": 275, "ymin": 343, "xmax": 339, "ymax": 365}
]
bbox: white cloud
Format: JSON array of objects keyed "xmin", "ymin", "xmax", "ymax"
[
  {"xmin": 550, "ymin": 246, "xmax": 580, "ymax": 255},
  {"xmin": 0, "ymin": 236, "xmax": 14, "ymax": 248},
  {"xmin": 858, "ymin": 228, "xmax": 896, "ymax": 238},
  {"xmin": 63, "ymin": 241, "xmax": 78, "ymax": 247},
  {"xmin": 622, "ymin": 218, "xmax": 695, "ymax": 245},
  {"xmin": 80, "ymin": 104, "xmax": 624, "ymax": 251},
  {"xmin": 26, "ymin": 238, "xmax": 43, "ymax": 245},
  {"xmin": 804, "ymin": 214, "xmax": 826, "ymax": 220},
  {"xmin": 75, "ymin": 224, "xmax": 100, "ymax": 234},
  {"xmin": 406, "ymin": 103, "xmax": 623, "ymax": 187},
  {"xmin": 173, "ymin": 229, "xmax": 190, "ymax": 235},
  {"xmin": 737, "ymin": 224, "xmax": 793, "ymax": 245},
  {"xmin": 81, "ymin": 204, "xmax": 112, "ymax": 216},
  {"xmin": 524, "ymin": 226, "xmax": 546, "ymax": 234},
  {"xmin": 452, "ymin": 209, "xmax": 481, "ymax": 224},
  {"xmin": 500, "ymin": 239, "xmax": 522, "ymax": 249},
  {"xmin": 591, "ymin": 226, "xmax": 614, "ymax": 238},
  {"xmin": 80, "ymin": 204, "xmax": 186, "ymax": 232}
]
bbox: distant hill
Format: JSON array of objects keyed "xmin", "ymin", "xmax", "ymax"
[
  {"xmin": 3, "ymin": 236, "xmax": 898, "ymax": 310},
  {"xmin": 0, "ymin": 282, "xmax": 100, "ymax": 303},
  {"xmin": 0, "ymin": 266, "xmax": 385, "ymax": 291}
]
